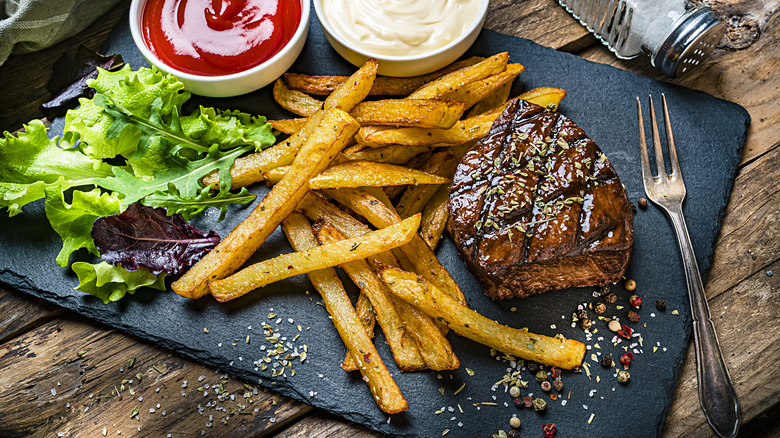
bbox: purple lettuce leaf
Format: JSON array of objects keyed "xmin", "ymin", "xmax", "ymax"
[
  {"xmin": 92, "ymin": 203, "xmax": 219, "ymax": 275},
  {"xmin": 41, "ymin": 46, "xmax": 123, "ymax": 119}
]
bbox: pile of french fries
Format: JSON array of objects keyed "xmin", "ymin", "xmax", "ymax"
[{"xmin": 173, "ymin": 53, "xmax": 585, "ymax": 414}]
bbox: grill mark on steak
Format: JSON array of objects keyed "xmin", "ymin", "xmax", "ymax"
[{"xmin": 448, "ymin": 99, "xmax": 634, "ymax": 299}]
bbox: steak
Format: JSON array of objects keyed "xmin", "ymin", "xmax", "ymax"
[{"xmin": 448, "ymin": 99, "xmax": 633, "ymax": 300}]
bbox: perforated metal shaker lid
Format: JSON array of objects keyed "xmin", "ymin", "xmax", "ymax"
[{"xmin": 652, "ymin": 5, "xmax": 726, "ymax": 78}]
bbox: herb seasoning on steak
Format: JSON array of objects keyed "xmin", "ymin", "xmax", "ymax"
[{"xmin": 448, "ymin": 99, "xmax": 633, "ymax": 300}]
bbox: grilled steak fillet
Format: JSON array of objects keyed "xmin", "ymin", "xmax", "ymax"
[{"xmin": 448, "ymin": 99, "xmax": 633, "ymax": 300}]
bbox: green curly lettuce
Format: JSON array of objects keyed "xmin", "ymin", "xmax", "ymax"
[{"xmin": 1, "ymin": 65, "xmax": 277, "ymax": 302}]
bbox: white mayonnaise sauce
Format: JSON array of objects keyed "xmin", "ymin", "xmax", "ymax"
[{"xmin": 321, "ymin": 0, "xmax": 483, "ymax": 57}]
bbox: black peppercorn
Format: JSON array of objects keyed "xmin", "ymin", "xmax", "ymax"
[
  {"xmin": 508, "ymin": 429, "xmax": 521, "ymax": 438},
  {"xmin": 656, "ymin": 299, "xmax": 667, "ymax": 311},
  {"xmin": 593, "ymin": 302, "xmax": 607, "ymax": 314},
  {"xmin": 627, "ymin": 310, "xmax": 640, "ymax": 322},
  {"xmin": 580, "ymin": 318, "xmax": 593, "ymax": 330},
  {"xmin": 513, "ymin": 397, "xmax": 524, "ymax": 408},
  {"xmin": 599, "ymin": 285, "xmax": 611, "ymax": 295},
  {"xmin": 603, "ymin": 292, "xmax": 618, "ymax": 304},
  {"xmin": 527, "ymin": 361, "xmax": 539, "ymax": 372},
  {"xmin": 600, "ymin": 354, "xmax": 613, "ymax": 368},
  {"xmin": 638, "ymin": 197, "xmax": 648, "ymax": 209},
  {"xmin": 576, "ymin": 308, "xmax": 588, "ymax": 320}
]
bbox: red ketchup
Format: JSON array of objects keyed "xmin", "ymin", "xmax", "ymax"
[{"xmin": 142, "ymin": 0, "xmax": 301, "ymax": 76}]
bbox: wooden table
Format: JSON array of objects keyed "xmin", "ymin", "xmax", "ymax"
[{"xmin": 1, "ymin": 1, "xmax": 777, "ymax": 436}]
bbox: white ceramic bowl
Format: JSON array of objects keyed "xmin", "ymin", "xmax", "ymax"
[
  {"xmin": 128, "ymin": 0, "xmax": 310, "ymax": 97},
  {"xmin": 313, "ymin": 0, "xmax": 489, "ymax": 77}
]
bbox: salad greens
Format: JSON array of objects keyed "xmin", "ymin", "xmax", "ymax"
[{"xmin": 0, "ymin": 65, "xmax": 276, "ymax": 303}]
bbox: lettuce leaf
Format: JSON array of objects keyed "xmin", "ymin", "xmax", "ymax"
[
  {"xmin": 44, "ymin": 186, "xmax": 121, "ymax": 267},
  {"xmin": 0, "ymin": 120, "xmax": 113, "ymax": 215},
  {"xmin": 72, "ymin": 261, "xmax": 167, "ymax": 304}
]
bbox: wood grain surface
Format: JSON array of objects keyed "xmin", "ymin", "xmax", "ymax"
[{"xmin": 0, "ymin": 0, "xmax": 777, "ymax": 437}]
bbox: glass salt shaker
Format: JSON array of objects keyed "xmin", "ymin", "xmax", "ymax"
[{"xmin": 557, "ymin": 0, "xmax": 726, "ymax": 77}]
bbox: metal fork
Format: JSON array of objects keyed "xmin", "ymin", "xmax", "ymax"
[{"xmin": 636, "ymin": 94, "xmax": 740, "ymax": 438}]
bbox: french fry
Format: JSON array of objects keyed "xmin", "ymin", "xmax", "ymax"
[
  {"xmin": 355, "ymin": 87, "xmax": 567, "ymax": 148},
  {"xmin": 349, "ymin": 99, "xmax": 465, "ymax": 128},
  {"xmin": 378, "ymin": 266, "xmax": 587, "ymax": 369},
  {"xmin": 202, "ymin": 110, "xmax": 327, "ymax": 189},
  {"xmin": 420, "ymin": 184, "xmax": 451, "ymax": 249},
  {"xmin": 513, "ymin": 86, "xmax": 568, "ymax": 111},
  {"xmin": 202, "ymin": 60, "xmax": 378, "ymax": 189},
  {"xmin": 394, "ymin": 151, "xmax": 458, "ymax": 218},
  {"xmin": 342, "ymin": 144, "xmax": 431, "ymax": 164},
  {"xmin": 262, "ymin": 166, "xmax": 287, "ymax": 185},
  {"xmin": 282, "ymin": 56, "xmax": 484, "ymax": 96},
  {"xmin": 323, "ymin": 58, "xmax": 379, "ymax": 112},
  {"xmin": 297, "ymin": 192, "xmax": 459, "ymax": 370},
  {"xmin": 439, "ymin": 63, "xmax": 524, "ymax": 109},
  {"xmin": 172, "ymin": 108, "xmax": 359, "ymax": 299},
  {"xmin": 281, "ymin": 212, "xmax": 408, "ymax": 414},
  {"xmin": 273, "ymin": 79, "xmax": 323, "ymax": 117},
  {"xmin": 325, "ymin": 188, "xmax": 467, "ymax": 305},
  {"xmin": 407, "ymin": 52, "xmax": 509, "ymax": 99},
  {"xmin": 344, "ymin": 291, "xmax": 376, "ymax": 371},
  {"xmin": 268, "ymin": 118, "xmax": 307, "ymax": 135},
  {"xmin": 309, "ymin": 161, "xmax": 450, "ymax": 190},
  {"xmin": 209, "ymin": 214, "xmax": 421, "ymax": 301},
  {"xmin": 467, "ymin": 81, "xmax": 511, "ymax": 117},
  {"xmin": 313, "ymin": 222, "xmax": 426, "ymax": 372}
]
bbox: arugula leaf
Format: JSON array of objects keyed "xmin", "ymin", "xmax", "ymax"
[
  {"xmin": 96, "ymin": 143, "xmax": 253, "ymax": 210},
  {"xmin": 72, "ymin": 261, "xmax": 166, "ymax": 304},
  {"xmin": 0, "ymin": 120, "xmax": 113, "ymax": 215},
  {"xmin": 142, "ymin": 183, "xmax": 255, "ymax": 221},
  {"xmin": 44, "ymin": 186, "xmax": 121, "ymax": 267}
]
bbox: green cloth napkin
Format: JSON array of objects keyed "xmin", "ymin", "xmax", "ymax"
[{"xmin": 0, "ymin": 0, "xmax": 124, "ymax": 66}]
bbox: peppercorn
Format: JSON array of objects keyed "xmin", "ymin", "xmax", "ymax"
[
  {"xmin": 575, "ymin": 308, "xmax": 588, "ymax": 320},
  {"xmin": 617, "ymin": 370, "xmax": 631, "ymax": 383},
  {"xmin": 523, "ymin": 396, "xmax": 533, "ymax": 408},
  {"xmin": 509, "ymin": 385, "xmax": 521, "ymax": 398},
  {"xmin": 603, "ymin": 292, "xmax": 618, "ymax": 304},
  {"xmin": 513, "ymin": 397, "xmax": 524, "ymax": 408},
  {"xmin": 624, "ymin": 279, "xmax": 636, "ymax": 291},
  {"xmin": 656, "ymin": 299, "xmax": 667, "ymax": 311},
  {"xmin": 533, "ymin": 397, "xmax": 547, "ymax": 411},
  {"xmin": 599, "ymin": 285, "xmax": 611, "ymax": 295},
  {"xmin": 600, "ymin": 354, "xmax": 613, "ymax": 368},
  {"xmin": 620, "ymin": 352, "xmax": 635, "ymax": 369},
  {"xmin": 527, "ymin": 361, "xmax": 539, "ymax": 372},
  {"xmin": 580, "ymin": 318, "xmax": 593, "ymax": 330},
  {"xmin": 627, "ymin": 310, "xmax": 640, "ymax": 322},
  {"xmin": 608, "ymin": 319, "xmax": 621, "ymax": 332},
  {"xmin": 629, "ymin": 294, "xmax": 642, "ymax": 308},
  {"xmin": 542, "ymin": 423, "xmax": 557, "ymax": 438},
  {"xmin": 552, "ymin": 378, "xmax": 563, "ymax": 392},
  {"xmin": 617, "ymin": 324, "xmax": 633, "ymax": 339},
  {"xmin": 507, "ymin": 430, "xmax": 520, "ymax": 438},
  {"xmin": 593, "ymin": 302, "xmax": 607, "ymax": 314},
  {"xmin": 638, "ymin": 197, "xmax": 648, "ymax": 209},
  {"xmin": 510, "ymin": 416, "xmax": 522, "ymax": 429},
  {"xmin": 535, "ymin": 370, "xmax": 548, "ymax": 382},
  {"xmin": 540, "ymin": 381, "xmax": 552, "ymax": 392}
]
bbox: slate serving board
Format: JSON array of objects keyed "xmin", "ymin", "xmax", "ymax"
[{"xmin": 0, "ymin": 8, "xmax": 749, "ymax": 438}]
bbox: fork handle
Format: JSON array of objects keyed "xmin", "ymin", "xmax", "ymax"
[{"xmin": 667, "ymin": 206, "xmax": 740, "ymax": 438}]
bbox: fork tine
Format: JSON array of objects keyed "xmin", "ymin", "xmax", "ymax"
[
  {"xmin": 636, "ymin": 97, "xmax": 655, "ymax": 188},
  {"xmin": 661, "ymin": 94, "xmax": 682, "ymax": 178},
  {"xmin": 648, "ymin": 95, "xmax": 667, "ymax": 178}
]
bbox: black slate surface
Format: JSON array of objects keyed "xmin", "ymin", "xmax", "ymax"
[{"xmin": 0, "ymin": 8, "xmax": 749, "ymax": 438}]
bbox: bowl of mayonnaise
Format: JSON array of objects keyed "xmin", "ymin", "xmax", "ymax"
[{"xmin": 314, "ymin": 0, "xmax": 489, "ymax": 77}]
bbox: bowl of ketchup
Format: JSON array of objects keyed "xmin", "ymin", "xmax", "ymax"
[{"xmin": 129, "ymin": 0, "xmax": 309, "ymax": 97}]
